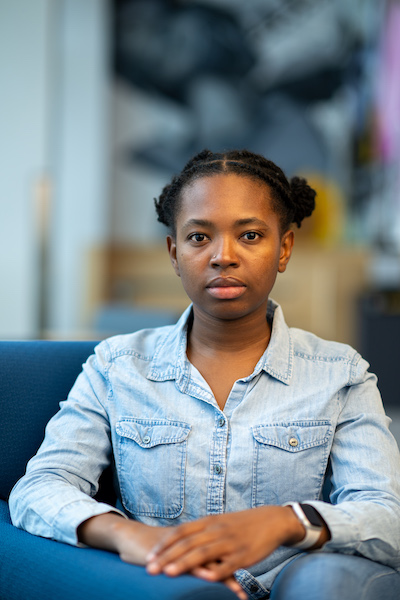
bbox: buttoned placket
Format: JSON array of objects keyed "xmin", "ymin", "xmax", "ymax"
[
  {"xmin": 185, "ymin": 369, "xmax": 251, "ymax": 515},
  {"xmin": 207, "ymin": 409, "xmax": 229, "ymax": 514}
]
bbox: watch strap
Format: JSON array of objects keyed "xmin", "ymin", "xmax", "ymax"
[{"xmin": 283, "ymin": 501, "xmax": 322, "ymax": 550}]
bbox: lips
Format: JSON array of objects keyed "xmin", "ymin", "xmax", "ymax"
[
  {"xmin": 206, "ymin": 277, "xmax": 246, "ymax": 300},
  {"xmin": 207, "ymin": 277, "xmax": 245, "ymax": 288}
]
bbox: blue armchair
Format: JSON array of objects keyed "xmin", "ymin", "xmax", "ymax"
[{"xmin": 0, "ymin": 341, "xmax": 236, "ymax": 600}]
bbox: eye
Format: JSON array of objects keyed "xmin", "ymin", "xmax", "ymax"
[
  {"xmin": 188, "ymin": 232, "xmax": 208, "ymax": 243},
  {"xmin": 242, "ymin": 231, "xmax": 260, "ymax": 241}
]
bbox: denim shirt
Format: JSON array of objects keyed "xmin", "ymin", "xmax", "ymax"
[{"xmin": 9, "ymin": 300, "xmax": 400, "ymax": 598}]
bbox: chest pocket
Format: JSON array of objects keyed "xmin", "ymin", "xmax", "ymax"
[
  {"xmin": 115, "ymin": 418, "xmax": 191, "ymax": 519},
  {"xmin": 251, "ymin": 421, "xmax": 332, "ymax": 506}
]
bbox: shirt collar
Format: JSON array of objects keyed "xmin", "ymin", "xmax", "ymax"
[
  {"xmin": 259, "ymin": 299, "xmax": 293, "ymax": 385},
  {"xmin": 147, "ymin": 305, "xmax": 192, "ymax": 386},
  {"xmin": 147, "ymin": 299, "xmax": 293, "ymax": 386}
]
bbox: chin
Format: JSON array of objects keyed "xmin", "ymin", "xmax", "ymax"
[{"xmin": 206, "ymin": 302, "xmax": 257, "ymax": 322}]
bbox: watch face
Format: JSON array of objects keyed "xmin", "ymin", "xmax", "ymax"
[{"xmin": 300, "ymin": 504, "xmax": 324, "ymax": 528}]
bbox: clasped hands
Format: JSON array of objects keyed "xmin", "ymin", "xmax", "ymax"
[{"xmin": 111, "ymin": 505, "xmax": 304, "ymax": 599}]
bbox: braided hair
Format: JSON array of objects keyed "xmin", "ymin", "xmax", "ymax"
[{"xmin": 154, "ymin": 149, "xmax": 316, "ymax": 234}]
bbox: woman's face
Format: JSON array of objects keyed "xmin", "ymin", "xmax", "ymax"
[{"xmin": 167, "ymin": 173, "xmax": 294, "ymax": 322}]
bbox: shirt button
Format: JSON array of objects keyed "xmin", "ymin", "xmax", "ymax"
[
  {"xmin": 289, "ymin": 437, "xmax": 298, "ymax": 447},
  {"xmin": 250, "ymin": 584, "xmax": 259, "ymax": 593},
  {"xmin": 218, "ymin": 417, "xmax": 225, "ymax": 427},
  {"xmin": 214, "ymin": 464, "xmax": 222, "ymax": 474},
  {"xmin": 142, "ymin": 435, "xmax": 151, "ymax": 444}
]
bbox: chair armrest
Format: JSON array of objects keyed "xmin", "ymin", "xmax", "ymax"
[{"xmin": 0, "ymin": 501, "xmax": 236, "ymax": 600}]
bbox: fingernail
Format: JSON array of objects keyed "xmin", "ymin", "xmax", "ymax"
[
  {"xmin": 146, "ymin": 552, "xmax": 155, "ymax": 561},
  {"xmin": 164, "ymin": 564, "xmax": 178, "ymax": 576},
  {"xmin": 146, "ymin": 562, "xmax": 159, "ymax": 574}
]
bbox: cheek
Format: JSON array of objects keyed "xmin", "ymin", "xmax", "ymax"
[
  {"xmin": 254, "ymin": 249, "xmax": 281, "ymax": 274},
  {"xmin": 177, "ymin": 253, "xmax": 199, "ymax": 283},
  {"xmin": 251, "ymin": 259, "xmax": 281, "ymax": 293}
]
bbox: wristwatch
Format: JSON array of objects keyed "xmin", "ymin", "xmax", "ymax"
[{"xmin": 283, "ymin": 502, "xmax": 324, "ymax": 550}]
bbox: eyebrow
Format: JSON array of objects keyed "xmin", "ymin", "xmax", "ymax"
[{"xmin": 182, "ymin": 217, "xmax": 268, "ymax": 229}]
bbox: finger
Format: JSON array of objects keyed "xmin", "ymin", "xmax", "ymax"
[
  {"xmin": 147, "ymin": 520, "xmax": 206, "ymax": 561},
  {"xmin": 191, "ymin": 566, "xmax": 247, "ymax": 600},
  {"xmin": 147, "ymin": 523, "xmax": 223, "ymax": 574},
  {"xmin": 189, "ymin": 555, "xmax": 241, "ymax": 581},
  {"xmin": 223, "ymin": 577, "xmax": 248, "ymax": 600},
  {"xmin": 148, "ymin": 538, "xmax": 228, "ymax": 576}
]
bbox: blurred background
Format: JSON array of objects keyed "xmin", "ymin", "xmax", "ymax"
[{"xmin": 1, "ymin": 0, "xmax": 399, "ymax": 422}]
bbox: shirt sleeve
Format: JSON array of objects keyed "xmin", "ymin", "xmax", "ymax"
[
  {"xmin": 8, "ymin": 341, "xmax": 127, "ymax": 546},
  {"xmin": 306, "ymin": 354, "xmax": 400, "ymax": 571}
]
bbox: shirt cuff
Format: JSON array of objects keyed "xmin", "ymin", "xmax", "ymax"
[
  {"xmin": 52, "ymin": 499, "xmax": 127, "ymax": 546},
  {"xmin": 304, "ymin": 501, "xmax": 360, "ymax": 552}
]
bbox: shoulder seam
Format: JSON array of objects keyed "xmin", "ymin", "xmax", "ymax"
[
  {"xmin": 293, "ymin": 350, "xmax": 353, "ymax": 364},
  {"xmin": 348, "ymin": 350, "xmax": 362, "ymax": 386},
  {"xmin": 99, "ymin": 339, "xmax": 153, "ymax": 362}
]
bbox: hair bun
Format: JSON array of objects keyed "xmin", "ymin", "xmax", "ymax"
[{"xmin": 289, "ymin": 176, "xmax": 316, "ymax": 227}]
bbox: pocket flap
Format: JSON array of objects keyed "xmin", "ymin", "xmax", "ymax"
[
  {"xmin": 116, "ymin": 418, "xmax": 191, "ymax": 448},
  {"xmin": 252, "ymin": 421, "xmax": 331, "ymax": 452}
]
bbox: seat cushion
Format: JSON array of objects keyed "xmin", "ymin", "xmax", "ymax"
[{"xmin": 0, "ymin": 500, "xmax": 235, "ymax": 600}]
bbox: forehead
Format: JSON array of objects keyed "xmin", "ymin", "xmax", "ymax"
[{"xmin": 179, "ymin": 173, "xmax": 273, "ymax": 216}]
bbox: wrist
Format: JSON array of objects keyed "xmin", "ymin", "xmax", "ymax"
[
  {"xmin": 281, "ymin": 505, "xmax": 307, "ymax": 546},
  {"xmin": 112, "ymin": 516, "xmax": 147, "ymax": 551},
  {"xmin": 283, "ymin": 502, "xmax": 325, "ymax": 550},
  {"xmin": 78, "ymin": 512, "xmax": 126, "ymax": 552}
]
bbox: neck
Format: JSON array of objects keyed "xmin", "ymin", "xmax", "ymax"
[{"xmin": 188, "ymin": 302, "xmax": 271, "ymax": 357}]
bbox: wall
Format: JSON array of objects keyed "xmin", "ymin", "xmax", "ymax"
[
  {"xmin": 48, "ymin": 0, "xmax": 111, "ymax": 334},
  {"xmin": 0, "ymin": 0, "xmax": 51, "ymax": 337},
  {"xmin": 0, "ymin": 0, "xmax": 111, "ymax": 338}
]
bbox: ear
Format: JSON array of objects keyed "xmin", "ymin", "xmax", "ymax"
[
  {"xmin": 278, "ymin": 230, "xmax": 294, "ymax": 273},
  {"xmin": 167, "ymin": 235, "xmax": 180, "ymax": 277}
]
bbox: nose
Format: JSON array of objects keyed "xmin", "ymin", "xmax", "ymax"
[{"xmin": 210, "ymin": 236, "xmax": 239, "ymax": 268}]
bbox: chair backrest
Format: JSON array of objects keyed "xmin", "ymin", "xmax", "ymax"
[{"xmin": 0, "ymin": 341, "xmax": 98, "ymax": 500}]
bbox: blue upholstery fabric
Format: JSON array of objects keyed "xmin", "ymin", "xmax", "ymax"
[
  {"xmin": 0, "ymin": 341, "xmax": 236, "ymax": 600},
  {"xmin": 0, "ymin": 340, "xmax": 98, "ymax": 501},
  {"xmin": 0, "ymin": 501, "xmax": 234, "ymax": 600}
]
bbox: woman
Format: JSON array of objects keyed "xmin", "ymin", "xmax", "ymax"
[{"xmin": 9, "ymin": 150, "xmax": 400, "ymax": 599}]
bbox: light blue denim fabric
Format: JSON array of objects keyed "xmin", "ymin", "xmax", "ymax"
[
  {"xmin": 9, "ymin": 300, "xmax": 400, "ymax": 598},
  {"xmin": 270, "ymin": 552, "xmax": 400, "ymax": 599}
]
